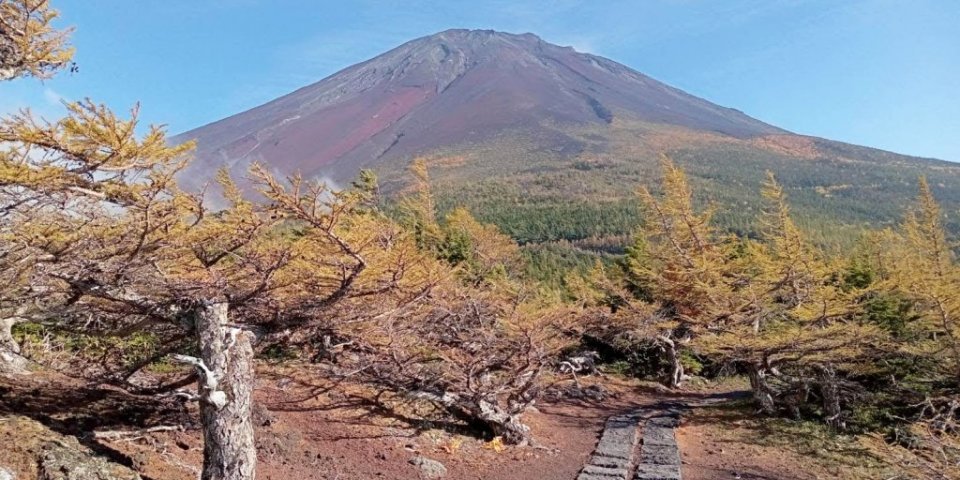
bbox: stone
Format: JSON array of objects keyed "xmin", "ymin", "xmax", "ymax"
[
  {"xmin": 38, "ymin": 439, "xmax": 143, "ymax": 480},
  {"xmin": 594, "ymin": 416, "xmax": 639, "ymax": 460},
  {"xmin": 579, "ymin": 474, "xmax": 625, "ymax": 480},
  {"xmin": 580, "ymin": 464, "xmax": 627, "ymax": 479},
  {"xmin": 640, "ymin": 444, "xmax": 681, "ymax": 465},
  {"xmin": 590, "ymin": 454, "xmax": 631, "ymax": 469},
  {"xmin": 409, "ymin": 455, "xmax": 447, "ymax": 479},
  {"xmin": 634, "ymin": 463, "xmax": 682, "ymax": 480},
  {"xmin": 647, "ymin": 415, "xmax": 681, "ymax": 428},
  {"xmin": 580, "ymin": 408, "xmax": 686, "ymax": 480},
  {"xmin": 252, "ymin": 402, "xmax": 275, "ymax": 426},
  {"xmin": 0, "ymin": 416, "xmax": 142, "ymax": 480},
  {"xmin": 642, "ymin": 426, "xmax": 676, "ymax": 446}
]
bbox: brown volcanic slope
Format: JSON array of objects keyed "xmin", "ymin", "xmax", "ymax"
[
  {"xmin": 174, "ymin": 29, "xmax": 785, "ymax": 187},
  {"xmin": 176, "ymin": 29, "xmax": 960, "ymax": 246}
]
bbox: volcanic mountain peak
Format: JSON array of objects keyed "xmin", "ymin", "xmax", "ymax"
[{"xmin": 175, "ymin": 29, "xmax": 786, "ymax": 187}]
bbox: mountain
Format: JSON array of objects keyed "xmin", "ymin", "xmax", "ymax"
[
  {"xmin": 175, "ymin": 29, "xmax": 784, "ymax": 183},
  {"xmin": 175, "ymin": 29, "xmax": 960, "ymax": 250}
]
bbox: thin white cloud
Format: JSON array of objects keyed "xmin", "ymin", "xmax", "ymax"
[
  {"xmin": 43, "ymin": 87, "xmax": 64, "ymax": 106},
  {"xmin": 0, "ymin": 90, "xmax": 66, "ymax": 122},
  {"xmin": 551, "ymin": 34, "xmax": 599, "ymax": 54}
]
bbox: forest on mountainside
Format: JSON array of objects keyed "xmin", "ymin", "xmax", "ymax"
[
  {"xmin": 405, "ymin": 124, "xmax": 960, "ymax": 278},
  {"xmin": 411, "ymin": 134, "xmax": 960, "ymax": 288},
  {"xmin": 1, "ymin": 2, "xmax": 958, "ymax": 480}
]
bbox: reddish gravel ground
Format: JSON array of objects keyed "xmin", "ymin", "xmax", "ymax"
[
  {"xmin": 675, "ymin": 389, "xmax": 891, "ymax": 480},
  {"xmin": 679, "ymin": 417, "xmax": 821, "ymax": 480},
  {"xmin": 245, "ymin": 368, "xmax": 657, "ymax": 480},
  {"xmin": 0, "ymin": 370, "xmax": 889, "ymax": 480}
]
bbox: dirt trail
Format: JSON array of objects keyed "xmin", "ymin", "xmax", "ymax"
[{"xmin": 0, "ymin": 373, "xmax": 878, "ymax": 480}]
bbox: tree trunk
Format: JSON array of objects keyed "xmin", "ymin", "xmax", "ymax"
[
  {"xmin": 748, "ymin": 363, "xmax": 776, "ymax": 414},
  {"xmin": 191, "ymin": 301, "xmax": 257, "ymax": 480},
  {"xmin": 818, "ymin": 366, "xmax": 844, "ymax": 430},
  {"xmin": 411, "ymin": 391, "xmax": 533, "ymax": 446},
  {"xmin": 0, "ymin": 317, "xmax": 28, "ymax": 375},
  {"xmin": 658, "ymin": 336, "xmax": 684, "ymax": 388},
  {"xmin": 475, "ymin": 399, "xmax": 531, "ymax": 446}
]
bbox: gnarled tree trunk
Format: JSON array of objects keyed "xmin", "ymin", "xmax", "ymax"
[
  {"xmin": 747, "ymin": 363, "xmax": 776, "ymax": 414},
  {"xmin": 475, "ymin": 399, "xmax": 531, "ymax": 446},
  {"xmin": 0, "ymin": 317, "xmax": 28, "ymax": 375},
  {"xmin": 657, "ymin": 335, "xmax": 684, "ymax": 388},
  {"xmin": 410, "ymin": 391, "xmax": 533, "ymax": 446},
  {"xmin": 817, "ymin": 366, "xmax": 844, "ymax": 430},
  {"xmin": 182, "ymin": 301, "xmax": 257, "ymax": 480}
]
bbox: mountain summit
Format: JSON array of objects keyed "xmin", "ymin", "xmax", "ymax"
[
  {"xmin": 176, "ymin": 29, "xmax": 959, "ymax": 244},
  {"xmin": 176, "ymin": 29, "xmax": 785, "ymax": 185}
]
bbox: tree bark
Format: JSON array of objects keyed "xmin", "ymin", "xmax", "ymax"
[
  {"xmin": 189, "ymin": 301, "xmax": 257, "ymax": 480},
  {"xmin": 748, "ymin": 363, "xmax": 776, "ymax": 414},
  {"xmin": 410, "ymin": 391, "xmax": 532, "ymax": 446},
  {"xmin": 658, "ymin": 336, "xmax": 684, "ymax": 388},
  {"xmin": 0, "ymin": 317, "xmax": 28, "ymax": 375},
  {"xmin": 817, "ymin": 366, "xmax": 844, "ymax": 430},
  {"xmin": 475, "ymin": 399, "xmax": 531, "ymax": 446}
]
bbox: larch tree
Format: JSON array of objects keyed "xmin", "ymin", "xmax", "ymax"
[
  {"xmin": 0, "ymin": 101, "xmax": 422, "ymax": 479},
  {"xmin": 333, "ymin": 160, "xmax": 577, "ymax": 445},
  {"xmin": 0, "ymin": 100, "xmax": 271, "ymax": 479},
  {"xmin": 889, "ymin": 177, "xmax": 960, "ymax": 384},
  {"xmin": 353, "ymin": 277, "xmax": 575, "ymax": 445},
  {"xmin": 698, "ymin": 173, "xmax": 882, "ymax": 421},
  {"xmin": 440, "ymin": 206, "xmax": 520, "ymax": 286},
  {"xmin": 0, "ymin": 4, "xmax": 416, "ymax": 474},
  {"xmin": 0, "ymin": 4, "xmax": 263, "ymax": 477},
  {"xmin": 0, "ymin": 0, "xmax": 73, "ymax": 80},
  {"xmin": 0, "ymin": 0, "xmax": 73, "ymax": 373},
  {"xmin": 397, "ymin": 157, "xmax": 443, "ymax": 252},
  {"xmin": 862, "ymin": 416, "xmax": 960, "ymax": 480},
  {"xmin": 862, "ymin": 178, "xmax": 960, "ymax": 470},
  {"xmin": 627, "ymin": 156, "xmax": 737, "ymax": 387}
]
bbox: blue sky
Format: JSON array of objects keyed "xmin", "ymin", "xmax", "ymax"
[{"xmin": 3, "ymin": 0, "xmax": 958, "ymax": 161}]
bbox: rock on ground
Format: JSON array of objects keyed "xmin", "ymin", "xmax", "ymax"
[
  {"xmin": 409, "ymin": 455, "xmax": 447, "ymax": 479},
  {"xmin": 0, "ymin": 416, "xmax": 141, "ymax": 480}
]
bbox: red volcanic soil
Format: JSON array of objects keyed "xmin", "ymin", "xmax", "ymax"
[
  {"xmin": 268, "ymin": 85, "xmax": 434, "ymax": 173},
  {"xmin": 0, "ymin": 371, "xmax": 884, "ymax": 479}
]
